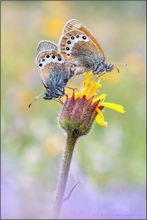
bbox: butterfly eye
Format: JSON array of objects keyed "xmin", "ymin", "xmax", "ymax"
[
  {"xmin": 42, "ymin": 59, "xmax": 45, "ymax": 62},
  {"xmin": 76, "ymin": 35, "xmax": 79, "ymax": 38},
  {"xmin": 64, "ymin": 79, "xmax": 68, "ymax": 83},
  {"xmin": 71, "ymin": 36, "xmax": 74, "ymax": 40},
  {"xmin": 39, "ymin": 63, "xmax": 42, "ymax": 67},
  {"xmin": 46, "ymin": 55, "xmax": 49, "ymax": 58},
  {"xmin": 66, "ymin": 47, "xmax": 70, "ymax": 51},
  {"xmin": 52, "ymin": 55, "xmax": 55, "ymax": 59},
  {"xmin": 58, "ymin": 58, "xmax": 61, "ymax": 61},
  {"xmin": 82, "ymin": 36, "xmax": 87, "ymax": 40},
  {"xmin": 67, "ymin": 40, "xmax": 71, "ymax": 44},
  {"xmin": 54, "ymin": 94, "xmax": 59, "ymax": 98}
]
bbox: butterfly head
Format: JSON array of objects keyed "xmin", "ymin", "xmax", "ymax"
[
  {"xmin": 105, "ymin": 62, "xmax": 121, "ymax": 74},
  {"xmin": 105, "ymin": 62, "xmax": 114, "ymax": 72},
  {"xmin": 43, "ymin": 84, "xmax": 65, "ymax": 100},
  {"xmin": 43, "ymin": 89, "xmax": 54, "ymax": 100}
]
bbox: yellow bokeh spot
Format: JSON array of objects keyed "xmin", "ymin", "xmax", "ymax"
[
  {"xmin": 125, "ymin": 52, "xmax": 145, "ymax": 75},
  {"xmin": 104, "ymin": 68, "xmax": 123, "ymax": 84},
  {"xmin": 42, "ymin": 135, "xmax": 64, "ymax": 157},
  {"xmin": 41, "ymin": 17, "xmax": 66, "ymax": 39}
]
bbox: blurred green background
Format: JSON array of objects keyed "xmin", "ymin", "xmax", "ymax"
[{"xmin": 1, "ymin": 1, "xmax": 146, "ymax": 219}]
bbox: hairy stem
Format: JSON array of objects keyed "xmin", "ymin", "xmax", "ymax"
[{"xmin": 52, "ymin": 132, "xmax": 78, "ymax": 219}]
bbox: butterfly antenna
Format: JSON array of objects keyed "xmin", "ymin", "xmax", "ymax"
[
  {"xmin": 28, "ymin": 93, "xmax": 44, "ymax": 108},
  {"xmin": 113, "ymin": 62, "xmax": 127, "ymax": 66},
  {"xmin": 114, "ymin": 66, "xmax": 120, "ymax": 73},
  {"xmin": 114, "ymin": 62, "xmax": 127, "ymax": 73}
]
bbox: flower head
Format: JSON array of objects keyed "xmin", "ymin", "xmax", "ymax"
[
  {"xmin": 75, "ymin": 72, "xmax": 125, "ymax": 127},
  {"xmin": 59, "ymin": 72, "xmax": 125, "ymax": 138}
]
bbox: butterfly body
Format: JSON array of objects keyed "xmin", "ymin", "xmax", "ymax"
[{"xmin": 59, "ymin": 19, "xmax": 114, "ymax": 75}]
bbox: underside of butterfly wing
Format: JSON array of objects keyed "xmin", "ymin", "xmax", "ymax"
[
  {"xmin": 62, "ymin": 19, "xmax": 105, "ymax": 59},
  {"xmin": 36, "ymin": 50, "xmax": 74, "ymax": 97},
  {"xmin": 62, "ymin": 19, "xmax": 83, "ymax": 35},
  {"xmin": 36, "ymin": 51, "xmax": 64, "ymax": 85},
  {"xmin": 36, "ymin": 40, "xmax": 58, "ymax": 58},
  {"xmin": 42, "ymin": 62, "xmax": 73, "ymax": 99},
  {"xmin": 60, "ymin": 29, "xmax": 104, "ymax": 74}
]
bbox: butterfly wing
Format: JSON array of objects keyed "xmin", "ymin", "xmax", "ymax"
[
  {"xmin": 36, "ymin": 40, "xmax": 58, "ymax": 57},
  {"xmin": 36, "ymin": 50, "xmax": 65, "ymax": 87},
  {"xmin": 61, "ymin": 19, "xmax": 105, "ymax": 59},
  {"xmin": 62, "ymin": 19, "xmax": 82, "ymax": 35},
  {"xmin": 36, "ymin": 44, "xmax": 74, "ymax": 96},
  {"xmin": 60, "ymin": 29, "xmax": 105, "ymax": 75}
]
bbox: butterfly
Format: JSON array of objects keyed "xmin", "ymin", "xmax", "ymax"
[
  {"xmin": 28, "ymin": 40, "xmax": 74, "ymax": 108},
  {"xmin": 59, "ymin": 19, "xmax": 120, "ymax": 76}
]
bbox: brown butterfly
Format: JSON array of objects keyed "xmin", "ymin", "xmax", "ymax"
[
  {"xmin": 59, "ymin": 19, "xmax": 120, "ymax": 76},
  {"xmin": 28, "ymin": 40, "xmax": 74, "ymax": 108}
]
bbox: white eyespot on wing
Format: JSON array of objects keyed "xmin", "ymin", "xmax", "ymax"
[
  {"xmin": 67, "ymin": 34, "xmax": 89, "ymax": 46},
  {"xmin": 37, "ymin": 55, "xmax": 64, "ymax": 70},
  {"xmin": 65, "ymin": 34, "xmax": 89, "ymax": 56}
]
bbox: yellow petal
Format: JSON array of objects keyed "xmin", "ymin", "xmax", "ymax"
[
  {"xmin": 94, "ymin": 94, "xmax": 107, "ymax": 103},
  {"xmin": 86, "ymin": 72, "xmax": 93, "ymax": 81},
  {"xmin": 84, "ymin": 80, "xmax": 92, "ymax": 88},
  {"xmin": 95, "ymin": 108, "xmax": 108, "ymax": 127},
  {"xmin": 83, "ymin": 83, "xmax": 92, "ymax": 95},
  {"xmin": 86, "ymin": 83, "xmax": 99, "ymax": 98},
  {"xmin": 74, "ymin": 92, "xmax": 81, "ymax": 99},
  {"xmin": 100, "ymin": 102, "xmax": 125, "ymax": 113}
]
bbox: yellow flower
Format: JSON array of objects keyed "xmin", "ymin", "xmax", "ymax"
[
  {"xmin": 74, "ymin": 72, "xmax": 125, "ymax": 127},
  {"xmin": 59, "ymin": 72, "xmax": 125, "ymax": 138}
]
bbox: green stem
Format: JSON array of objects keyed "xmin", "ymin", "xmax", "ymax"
[{"xmin": 52, "ymin": 132, "xmax": 78, "ymax": 219}]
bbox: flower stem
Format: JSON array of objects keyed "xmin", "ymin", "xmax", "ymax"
[{"xmin": 52, "ymin": 132, "xmax": 78, "ymax": 219}]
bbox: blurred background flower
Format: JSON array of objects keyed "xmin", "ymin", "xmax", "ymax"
[{"xmin": 1, "ymin": 1, "xmax": 146, "ymax": 219}]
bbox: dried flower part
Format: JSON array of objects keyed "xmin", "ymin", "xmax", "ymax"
[{"xmin": 59, "ymin": 92, "xmax": 99, "ymax": 137}]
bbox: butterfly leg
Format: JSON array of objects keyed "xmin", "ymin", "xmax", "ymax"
[
  {"xmin": 94, "ymin": 72, "xmax": 106, "ymax": 81},
  {"xmin": 66, "ymin": 86, "xmax": 77, "ymax": 91},
  {"xmin": 54, "ymin": 98, "xmax": 64, "ymax": 105}
]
